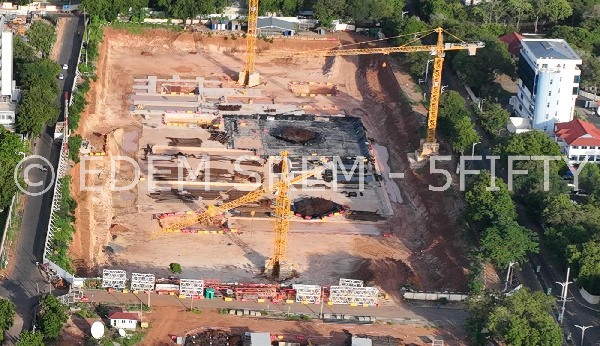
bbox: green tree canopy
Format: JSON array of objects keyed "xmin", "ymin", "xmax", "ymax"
[
  {"xmin": 0, "ymin": 128, "xmax": 28, "ymax": 210},
  {"xmin": 16, "ymin": 331, "xmax": 44, "ymax": 346},
  {"xmin": 25, "ymin": 20, "xmax": 56, "ymax": 56},
  {"xmin": 313, "ymin": 0, "xmax": 346, "ymax": 27},
  {"xmin": 464, "ymin": 170, "xmax": 517, "ymax": 231},
  {"xmin": 452, "ymin": 37, "xmax": 516, "ymax": 96},
  {"xmin": 481, "ymin": 221, "xmax": 539, "ymax": 268},
  {"xmin": 480, "ymin": 102, "xmax": 509, "ymax": 135},
  {"xmin": 466, "ymin": 289, "xmax": 562, "ymax": 345},
  {"xmin": 0, "ymin": 299, "xmax": 15, "ymax": 343},
  {"xmin": 568, "ymin": 239, "xmax": 600, "ymax": 294},
  {"xmin": 37, "ymin": 295, "xmax": 68, "ymax": 340}
]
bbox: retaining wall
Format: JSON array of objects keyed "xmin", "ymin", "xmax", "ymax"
[{"xmin": 403, "ymin": 291, "xmax": 468, "ymax": 301}]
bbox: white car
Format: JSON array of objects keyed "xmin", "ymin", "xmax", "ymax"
[
  {"xmin": 62, "ymin": 64, "xmax": 68, "ymax": 70},
  {"xmin": 58, "ymin": 74, "xmax": 64, "ymax": 80}
]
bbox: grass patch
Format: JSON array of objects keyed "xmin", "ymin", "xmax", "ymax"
[
  {"xmin": 189, "ymin": 308, "xmax": 202, "ymax": 314},
  {"xmin": 0, "ymin": 196, "xmax": 21, "ymax": 269},
  {"xmin": 111, "ymin": 22, "xmax": 183, "ymax": 34}
]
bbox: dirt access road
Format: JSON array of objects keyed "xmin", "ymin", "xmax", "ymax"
[{"xmin": 70, "ymin": 27, "xmax": 468, "ymax": 294}]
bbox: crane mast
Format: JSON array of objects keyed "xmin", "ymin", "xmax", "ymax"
[{"xmin": 239, "ymin": 0, "xmax": 260, "ymax": 87}]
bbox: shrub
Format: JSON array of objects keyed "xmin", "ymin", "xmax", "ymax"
[{"xmin": 169, "ymin": 263, "xmax": 182, "ymax": 274}]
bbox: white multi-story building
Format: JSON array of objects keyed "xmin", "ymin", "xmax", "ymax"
[
  {"xmin": 511, "ymin": 39, "xmax": 582, "ymax": 133},
  {"xmin": 555, "ymin": 119, "xmax": 600, "ymax": 164},
  {"xmin": 0, "ymin": 15, "xmax": 17, "ymax": 131}
]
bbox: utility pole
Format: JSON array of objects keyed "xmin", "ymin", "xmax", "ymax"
[
  {"xmin": 556, "ymin": 267, "xmax": 572, "ymax": 325},
  {"xmin": 147, "ymin": 291, "xmax": 151, "ymax": 308},
  {"xmin": 575, "ymin": 325, "xmax": 593, "ymax": 346},
  {"xmin": 319, "ymin": 286, "xmax": 324, "ymax": 318}
]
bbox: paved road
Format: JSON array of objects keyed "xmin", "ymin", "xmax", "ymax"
[
  {"xmin": 442, "ymin": 66, "xmax": 600, "ymax": 345},
  {"xmin": 0, "ymin": 14, "xmax": 83, "ymax": 344}
]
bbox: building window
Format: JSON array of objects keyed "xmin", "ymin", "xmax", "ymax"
[
  {"xmin": 591, "ymin": 155, "xmax": 596, "ymax": 161},
  {"xmin": 550, "ymin": 79, "xmax": 553, "ymax": 84},
  {"xmin": 558, "ymin": 88, "xmax": 561, "ymax": 93},
  {"xmin": 574, "ymin": 75, "xmax": 581, "ymax": 83},
  {"xmin": 542, "ymin": 64, "xmax": 548, "ymax": 68},
  {"xmin": 549, "ymin": 91, "xmax": 552, "ymax": 96},
  {"xmin": 580, "ymin": 155, "xmax": 587, "ymax": 161},
  {"xmin": 571, "ymin": 156, "xmax": 577, "ymax": 161},
  {"xmin": 547, "ymin": 103, "xmax": 550, "ymax": 107},
  {"xmin": 573, "ymin": 146, "xmax": 579, "ymax": 149},
  {"xmin": 519, "ymin": 104, "xmax": 522, "ymax": 111},
  {"xmin": 583, "ymin": 146, "xmax": 589, "ymax": 149},
  {"xmin": 596, "ymin": 156, "xmax": 600, "ymax": 162},
  {"xmin": 573, "ymin": 87, "xmax": 580, "ymax": 95}
]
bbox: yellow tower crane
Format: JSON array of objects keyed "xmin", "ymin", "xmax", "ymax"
[
  {"xmin": 239, "ymin": 0, "xmax": 260, "ymax": 87},
  {"xmin": 157, "ymin": 152, "xmax": 329, "ymax": 278},
  {"xmin": 291, "ymin": 27, "xmax": 484, "ymax": 157}
]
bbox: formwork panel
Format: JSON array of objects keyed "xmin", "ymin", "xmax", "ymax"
[
  {"xmin": 102, "ymin": 269, "xmax": 127, "ymax": 289},
  {"xmin": 131, "ymin": 273, "xmax": 156, "ymax": 292}
]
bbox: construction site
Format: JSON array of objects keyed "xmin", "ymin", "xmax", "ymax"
[{"xmin": 69, "ymin": 24, "xmax": 471, "ymax": 302}]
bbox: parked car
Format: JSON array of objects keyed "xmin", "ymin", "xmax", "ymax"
[
  {"xmin": 58, "ymin": 74, "xmax": 64, "ymax": 80},
  {"xmin": 62, "ymin": 64, "xmax": 68, "ymax": 70}
]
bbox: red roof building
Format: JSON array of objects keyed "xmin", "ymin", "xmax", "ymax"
[
  {"xmin": 108, "ymin": 312, "xmax": 139, "ymax": 320},
  {"xmin": 555, "ymin": 119, "xmax": 600, "ymax": 163},
  {"xmin": 499, "ymin": 32, "xmax": 524, "ymax": 56}
]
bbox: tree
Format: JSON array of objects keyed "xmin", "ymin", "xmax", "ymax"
[
  {"xmin": 0, "ymin": 127, "xmax": 27, "ymax": 210},
  {"xmin": 493, "ymin": 130, "xmax": 562, "ymax": 164},
  {"xmin": 13, "ymin": 35, "xmax": 35, "ymax": 61},
  {"xmin": 507, "ymin": 0, "xmax": 533, "ymax": 30},
  {"xmin": 480, "ymin": 102, "xmax": 509, "ymax": 135},
  {"xmin": 568, "ymin": 239, "xmax": 600, "ymax": 295},
  {"xmin": 345, "ymin": 0, "xmax": 403, "ymax": 23},
  {"xmin": 466, "ymin": 289, "xmax": 562, "ymax": 345},
  {"xmin": 579, "ymin": 52, "xmax": 600, "ymax": 91},
  {"xmin": 472, "ymin": 0, "xmax": 507, "ymax": 24},
  {"xmin": 25, "ymin": 20, "xmax": 56, "ymax": 56},
  {"xmin": 452, "ymin": 116, "xmax": 480, "ymax": 153},
  {"xmin": 532, "ymin": 0, "xmax": 572, "ymax": 32},
  {"xmin": 16, "ymin": 88, "xmax": 60, "ymax": 136},
  {"xmin": 452, "ymin": 37, "xmax": 515, "ymax": 96},
  {"xmin": 0, "ymin": 299, "xmax": 15, "ymax": 343},
  {"xmin": 488, "ymin": 289, "xmax": 562, "ymax": 345},
  {"xmin": 314, "ymin": 0, "xmax": 346, "ymax": 27},
  {"xmin": 37, "ymin": 294, "xmax": 68, "ymax": 340},
  {"xmin": 169, "ymin": 262, "xmax": 182, "ymax": 273},
  {"xmin": 481, "ymin": 221, "xmax": 539, "ymax": 268},
  {"xmin": 16, "ymin": 331, "xmax": 44, "ymax": 346},
  {"xmin": 464, "ymin": 170, "xmax": 517, "ymax": 231}
]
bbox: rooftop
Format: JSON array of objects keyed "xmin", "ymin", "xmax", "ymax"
[
  {"xmin": 499, "ymin": 32, "xmax": 524, "ymax": 55},
  {"xmin": 521, "ymin": 39, "xmax": 581, "ymax": 61},
  {"xmin": 257, "ymin": 17, "xmax": 296, "ymax": 31},
  {"xmin": 108, "ymin": 312, "xmax": 139, "ymax": 321},
  {"xmin": 224, "ymin": 114, "xmax": 371, "ymax": 158},
  {"xmin": 555, "ymin": 119, "xmax": 600, "ymax": 146}
]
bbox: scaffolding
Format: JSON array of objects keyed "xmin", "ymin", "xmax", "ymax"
[
  {"xmin": 339, "ymin": 278, "xmax": 364, "ymax": 287},
  {"xmin": 329, "ymin": 286, "xmax": 379, "ymax": 306},
  {"xmin": 59, "ymin": 289, "xmax": 83, "ymax": 304},
  {"xmin": 102, "ymin": 269, "xmax": 127, "ymax": 289},
  {"xmin": 179, "ymin": 279, "xmax": 204, "ymax": 297},
  {"xmin": 293, "ymin": 284, "xmax": 321, "ymax": 303},
  {"xmin": 131, "ymin": 273, "xmax": 156, "ymax": 292}
]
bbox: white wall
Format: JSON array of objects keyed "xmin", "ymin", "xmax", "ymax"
[
  {"xmin": 110, "ymin": 319, "xmax": 137, "ymax": 330},
  {"xmin": 1, "ymin": 29, "xmax": 12, "ymax": 97},
  {"xmin": 565, "ymin": 145, "xmax": 600, "ymax": 164},
  {"xmin": 515, "ymin": 43, "xmax": 581, "ymax": 133}
]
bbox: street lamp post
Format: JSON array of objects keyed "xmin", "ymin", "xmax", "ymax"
[
  {"xmin": 556, "ymin": 267, "xmax": 572, "ymax": 325},
  {"xmin": 471, "ymin": 142, "xmax": 481, "ymax": 159},
  {"xmin": 575, "ymin": 325, "xmax": 594, "ymax": 346},
  {"xmin": 401, "ymin": 11, "xmax": 409, "ymax": 19}
]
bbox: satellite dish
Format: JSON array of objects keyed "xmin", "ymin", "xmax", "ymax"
[
  {"xmin": 119, "ymin": 329, "xmax": 126, "ymax": 337},
  {"xmin": 91, "ymin": 321, "xmax": 105, "ymax": 339}
]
